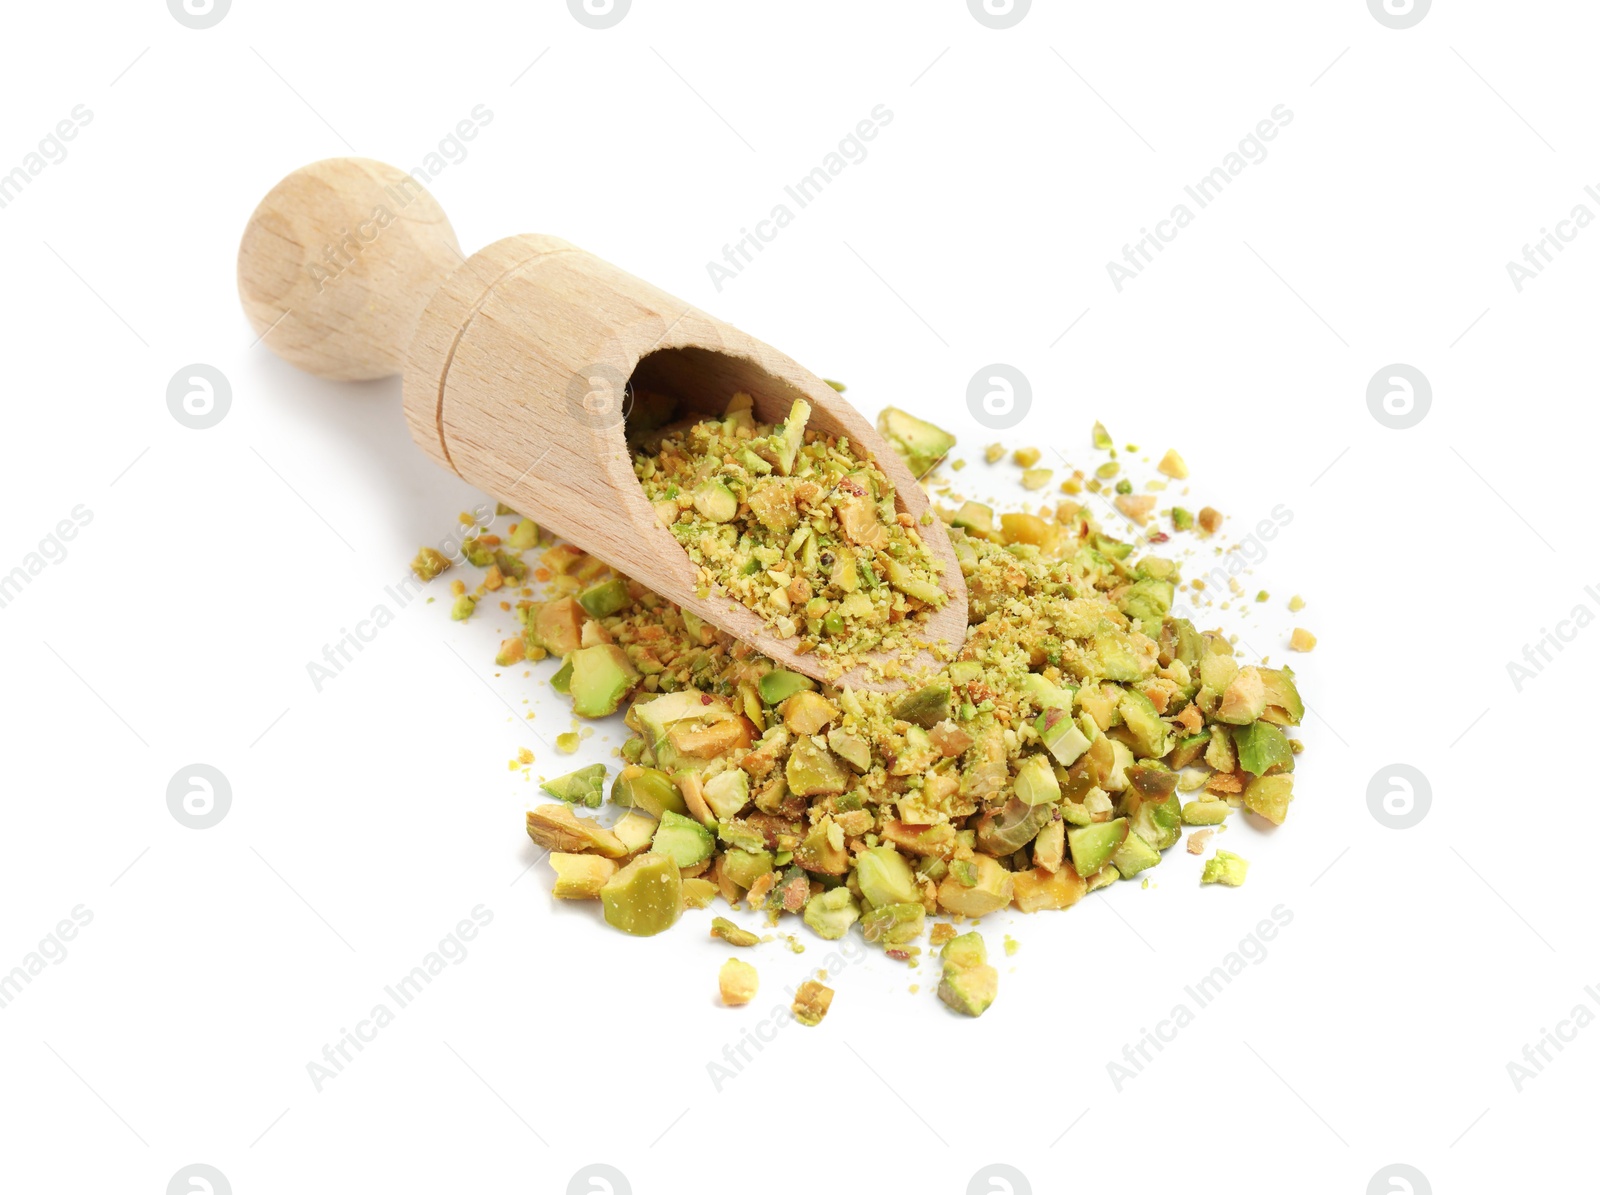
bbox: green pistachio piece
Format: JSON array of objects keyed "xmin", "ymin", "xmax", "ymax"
[
  {"xmin": 599, "ymin": 853, "xmax": 683, "ymax": 936},
  {"xmin": 803, "ymin": 887, "xmax": 861, "ymax": 940},
  {"xmin": 651, "ymin": 809, "xmax": 714, "ymax": 868},
  {"xmin": 710, "ymin": 916, "xmax": 761, "ymax": 947},
  {"xmin": 854, "ymin": 845, "xmax": 920, "ymax": 908},
  {"xmin": 1201, "ymin": 850, "xmax": 1249, "ymax": 887},
  {"xmin": 861, "ymin": 901, "xmax": 926, "ymax": 946},
  {"xmin": 540, "ymin": 763, "xmax": 606, "ymax": 808},
  {"xmin": 938, "ymin": 931, "xmax": 998, "ymax": 1017}
]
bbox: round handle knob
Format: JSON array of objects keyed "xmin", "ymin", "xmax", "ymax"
[{"xmin": 237, "ymin": 157, "xmax": 463, "ymax": 381}]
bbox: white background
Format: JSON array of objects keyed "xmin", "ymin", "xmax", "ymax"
[{"xmin": 0, "ymin": 2, "xmax": 1591, "ymax": 1193}]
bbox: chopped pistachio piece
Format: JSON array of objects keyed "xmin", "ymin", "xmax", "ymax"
[
  {"xmin": 758, "ymin": 669, "xmax": 814, "ymax": 704},
  {"xmin": 860, "ymin": 901, "xmax": 926, "ymax": 946},
  {"xmin": 1068, "ymin": 819, "xmax": 1128, "ymax": 876},
  {"xmin": 937, "ymin": 931, "xmax": 997, "ymax": 1017},
  {"xmin": 508, "ymin": 519, "xmax": 539, "ymax": 549},
  {"xmin": 936, "ymin": 854, "xmax": 1013, "ymax": 917},
  {"xmin": 1020, "ymin": 467, "xmax": 1053, "ymax": 491},
  {"xmin": 611, "ymin": 810, "xmax": 657, "ymax": 854},
  {"xmin": 1244, "ymin": 774, "xmax": 1294, "ymax": 825},
  {"xmin": 526, "ymin": 805, "xmax": 626, "ymax": 858},
  {"xmin": 411, "ymin": 546, "xmax": 451, "ymax": 581},
  {"xmin": 682, "ymin": 877, "xmax": 718, "ymax": 909},
  {"xmin": 1201, "ymin": 850, "xmax": 1249, "ymax": 887},
  {"xmin": 803, "ymin": 887, "xmax": 861, "ymax": 940},
  {"xmin": 1233, "ymin": 721, "xmax": 1294, "ymax": 776},
  {"xmin": 612, "ymin": 766, "xmax": 686, "ymax": 818},
  {"xmin": 877, "ymin": 406, "xmax": 956, "ymax": 478},
  {"xmin": 652, "ymin": 809, "xmax": 715, "ymax": 868},
  {"xmin": 461, "ymin": 536, "xmax": 495, "ymax": 567},
  {"xmin": 599, "ymin": 853, "xmax": 683, "ymax": 936},
  {"xmin": 710, "ymin": 916, "xmax": 761, "ymax": 947},
  {"xmin": 719, "ymin": 957, "xmax": 759, "ymax": 1005},
  {"xmin": 855, "ymin": 845, "xmax": 920, "ymax": 908},
  {"xmin": 892, "ymin": 680, "xmax": 951, "ymax": 729},
  {"xmin": 567, "ymin": 644, "xmax": 640, "ymax": 718},
  {"xmin": 577, "ymin": 577, "xmax": 630, "ymax": 619},
  {"xmin": 540, "ymin": 763, "xmax": 606, "ymax": 808},
  {"xmin": 791, "ymin": 979, "xmax": 834, "ymax": 1026},
  {"xmin": 549, "ymin": 853, "xmax": 617, "ymax": 899},
  {"xmin": 1181, "ymin": 799, "xmax": 1231, "ymax": 826}
]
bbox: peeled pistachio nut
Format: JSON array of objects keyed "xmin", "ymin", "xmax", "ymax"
[
  {"xmin": 526, "ymin": 805, "xmax": 627, "ymax": 858},
  {"xmin": 411, "ymin": 546, "xmax": 450, "ymax": 581},
  {"xmin": 860, "ymin": 901, "xmax": 926, "ymax": 946},
  {"xmin": 803, "ymin": 887, "xmax": 861, "ymax": 940},
  {"xmin": 1067, "ymin": 818, "xmax": 1128, "ymax": 877},
  {"xmin": 791, "ymin": 979, "xmax": 834, "ymax": 1027},
  {"xmin": 549, "ymin": 853, "xmax": 617, "ymax": 899},
  {"xmin": 877, "ymin": 406, "xmax": 956, "ymax": 478},
  {"xmin": 1244, "ymin": 774, "xmax": 1294, "ymax": 826},
  {"xmin": 540, "ymin": 763, "xmax": 606, "ymax": 808},
  {"xmin": 854, "ymin": 846, "xmax": 920, "ymax": 909},
  {"xmin": 599, "ymin": 853, "xmax": 683, "ymax": 936},
  {"xmin": 719, "ymin": 958, "xmax": 759, "ymax": 1005},
  {"xmin": 710, "ymin": 916, "xmax": 761, "ymax": 947},
  {"xmin": 651, "ymin": 810, "xmax": 715, "ymax": 869},
  {"xmin": 1201, "ymin": 850, "xmax": 1249, "ymax": 887},
  {"xmin": 936, "ymin": 855, "xmax": 1013, "ymax": 917},
  {"xmin": 937, "ymin": 931, "xmax": 998, "ymax": 1017},
  {"xmin": 611, "ymin": 766, "xmax": 686, "ymax": 818}
]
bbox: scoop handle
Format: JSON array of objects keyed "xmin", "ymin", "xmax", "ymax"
[{"xmin": 237, "ymin": 158, "xmax": 463, "ymax": 382}]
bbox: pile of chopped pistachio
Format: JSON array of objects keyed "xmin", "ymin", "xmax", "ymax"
[
  {"xmin": 632, "ymin": 393, "xmax": 951, "ymax": 663},
  {"xmin": 420, "ymin": 408, "xmax": 1307, "ymax": 1019}
]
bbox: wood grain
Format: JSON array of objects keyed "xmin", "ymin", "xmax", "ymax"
[{"xmin": 240, "ymin": 160, "xmax": 968, "ymax": 687}]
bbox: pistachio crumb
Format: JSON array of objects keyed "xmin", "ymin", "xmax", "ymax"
[
  {"xmin": 1201, "ymin": 850, "xmax": 1249, "ymax": 887},
  {"xmin": 1020, "ymin": 467, "xmax": 1053, "ymax": 490},
  {"xmin": 792, "ymin": 979, "xmax": 834, "ymax": 1026},
  {"xmin": 719, "ymin": 958, "xmax": 759, "ymax": 1005},
  {"xmin": 411, "ymin": 547, "xmax": 451, "ymax": 581}
]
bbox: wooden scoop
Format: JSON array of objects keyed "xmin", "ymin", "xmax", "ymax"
[{"xmin": 237, "ymin": 157, "xmax": 967, "ymax": 687}]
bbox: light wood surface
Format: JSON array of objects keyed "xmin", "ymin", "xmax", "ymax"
[
  {"xmin": 238, "ymin": 158, "xmax": 968, "ymax": 686},
  {"xmin": 238, "ymin": 158, "xmax": 463, "ymax": 381}
]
